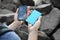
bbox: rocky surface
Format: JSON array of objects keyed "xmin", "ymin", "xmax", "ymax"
[
  {"xmin": 0, "ymin": 0, "xmax": 17, "ymax": 12},
  {"xmin": 0, "ymin": 0, "xmax": 60, "ymax": 40}
]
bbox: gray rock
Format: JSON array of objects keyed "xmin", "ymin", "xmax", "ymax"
[
  {"xmin": 41, "ymin": 8, "xmax": 60, "ymax": 30},
  {"xmin": 0, "ymin": 9, "xmax": 15, "ymax": 17},
  {"xmin": 41, "ymin": 8, "xmax": 60, "ymax": 40},
  {"xmin": 0, "ymin": 9, "xmax": 14, "ymax": 25},
  {"xmin": 1, "ymin": 0, "xmax": 17, "ymax": 12}
]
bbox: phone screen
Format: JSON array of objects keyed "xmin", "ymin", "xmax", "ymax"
[
  {"xmin": 26, "ymin": 10, "xmax": 42, "ymax": 25},
  {"xmin": 18, "ymin": 6, "xmax": 27, "ymax": 21}
]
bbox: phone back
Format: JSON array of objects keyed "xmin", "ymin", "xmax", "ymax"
[
  {"xmin": 18, "ymin": 6, "xmax": 27, "ymax": 21},
  {"xmin": 26, "ymin": 10, "xmax": 42, "ymax": 25}
]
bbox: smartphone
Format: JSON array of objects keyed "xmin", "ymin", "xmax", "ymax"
[
  {"xmin": 26, "ymin": 10, "xmax": 42, "ymax": 25},
  {"xmin": 18, "ymin": 6, "xmax": 27, "ymax": 21}
]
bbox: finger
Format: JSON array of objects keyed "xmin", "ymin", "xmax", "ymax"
[
  {"xmin": 39, "ymin": 16, "xmax": 42, "ymax": 20},
  {"xmin": 28, "ymin": 23, "xmax": 32, "ymax": 32},
  {"xmin": 14, "ymin": 8, "xmax": 19, "ymax": 21},
  {"xmin": 27, "ymin": 6, "xmax": 30, "ymax": 10},
  {"xmin": 20, "ymin": 21, "xmax": 24, "ymax": 24},
  {"xmin": 28, "ymin": 23, "xmax": 32, "ymax": 28},
  {"xmin": 16, "ymin": 8, "xmax": 19, "ymax": 14},
  {"xmin": 37, "ymin": 16, "xmax": 42, "ymax": 22},
  {"xmin": 15, "ymin": 8, "xmax": 19, "ymax": 17},
  {"xmin": 32, "ymin": 16, "xmax": 42, "ymax": 30},
  {"xmin": 26, "ymin": 6, "xmax": 32, "ymax": 17}
]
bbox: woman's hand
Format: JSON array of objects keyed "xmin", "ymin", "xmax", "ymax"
[
  {"xmin": 8, "ymin": 8, "xmax": 22, "ymax": 30},
  {"xmin": 14, "ymin": 8, "xmax": 24, "ymax": 25},
  {"xmin": 27, "ymin": 6, "xmax": 42, "ymax": 33},
  {"xmin": 27, "ymin": 6, "xmax": 42, "ymax": 40},
  {"xmin": 28, "ymin": 16, "xmax": 42, "ymax": 33}
]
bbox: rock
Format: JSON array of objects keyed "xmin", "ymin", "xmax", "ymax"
[
  {"xmin": 0, "ymin": 9, "xmax": 14, "ymax": 25},
  {"xmin": 1, "ymin": 0, "xmax": 17, "ymax": 12}
]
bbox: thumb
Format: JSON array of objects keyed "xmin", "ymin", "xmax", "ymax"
[
  {"xmin": 32, "ymin": 16, "xmax": 42, "ymax": 30},
  {"xmin": 14, "ymin": 8, "xmax": 19, "ymax": 21}
]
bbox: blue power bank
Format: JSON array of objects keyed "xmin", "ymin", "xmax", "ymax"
[
  {"xmin": 26, "ymin": 10, "xmax": 42, "ymax": 25},
  {"xmin": 18, "ymin": 6, "xmax": 27, "ymax": 21}
]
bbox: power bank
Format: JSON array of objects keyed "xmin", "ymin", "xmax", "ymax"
[
  {"xmin": 18, "ymin": 6, "xmax": 27, "ymax": 21},
  {"xmin": 26, "ymin": 10, "xmax": 42, "ymax": 25}
]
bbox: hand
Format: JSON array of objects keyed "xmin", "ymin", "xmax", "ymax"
[
  {"xmin": 28, "ymin": 16, "xmax": 42, "ymax": 33},
  {"xmin": 26, "ymin": 6, "xmax": 42, "ymax": 33},
  {"xmin": 14, "ymin": 6, "xmax": 31, "ymax": 21},
  {"xmin": 8, "ymin": 6, "xmax": 31, "ymax": 30},
  {"xmin": 14, "ymin": 8, "xmax": 24, "ymax": 24}
]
